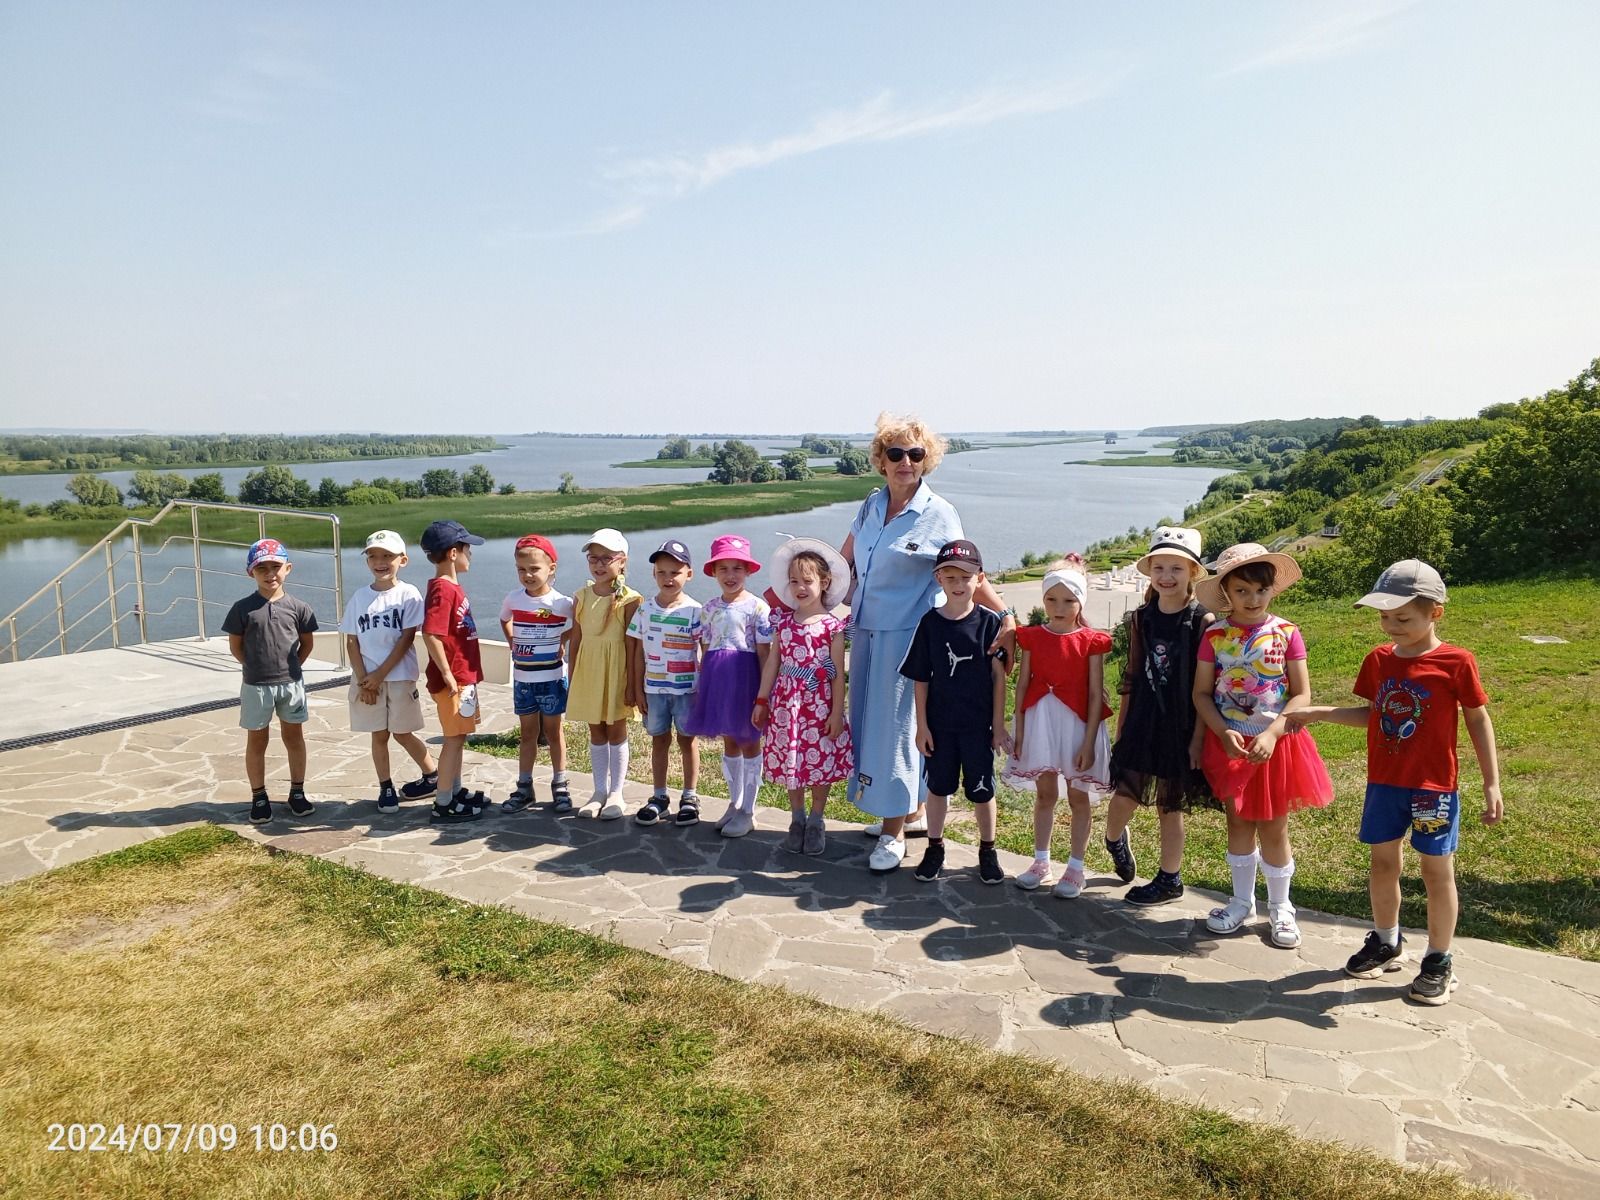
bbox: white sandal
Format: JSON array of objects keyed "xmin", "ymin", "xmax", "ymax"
[{"xmin": 1206, "ymin": 898, "xmax": 1256, "ymax": 935}]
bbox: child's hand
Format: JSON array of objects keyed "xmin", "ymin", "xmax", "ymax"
[
  {"xmin": 358, "ymin": 680, "xmax": 379, "ymax": 705},
  {"xmin": 993, "ymin": 727, "xmax": 1013, "ymax": 755},
  {"xmin": 1073, "ymin": 743, "xmax": 1095, "ymax": 773},
  {"xmin": 1246, "ymin": 729, "xmax": 1279, "ymax": 763},
  {"xmin": 1222, "ymin": 729, "xmax": 1249, "ymax": 759},
  {"xmin": 1481, "ymin": 782, "xmax": 1504, "ymax": 825},
  {"xmin": 636, "ymin": 692, "xmax": 649, "ymax": 717},
  {"xmin": 1188, "ymin": 741, "xmax": 1203, "ymax": 770},
  {"xmin": 1284, "ymin": 710, "xmax": 1313, "ymax": 732},
  {"xmin": 751, "ymin": 699, "xmax": 769, "ymax": 729},
  {"xmin": 442, "ymin": 674, "xmax": 460, "ymax": 697},
  {"xmin": 916, "ymin": 727, "xmax": 935, "ymax": 756},
  {"xmin": 825, "ymin": 708, "xmax": 844, "ymax": 740}
]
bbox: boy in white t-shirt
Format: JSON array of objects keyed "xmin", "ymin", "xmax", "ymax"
[
  {"xmin": 627, "ymin": 539, "xmax": 703, "ymax": 826},
  {"xmin": 498, "ymin": 534, "xmax": 575, "ymax": 813},
  {"xmin": 340, "ymin": 530, "xmax": 439, "ymax": 813}
]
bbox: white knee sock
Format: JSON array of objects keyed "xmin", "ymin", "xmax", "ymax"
[
  {"xmin": 590, "ymin": 742, "xmax": 608, "ymax": 796},
  {"xmin": 721, "ymin": 756, "xmax": 738, "ymax": 804},
  {"xmin": 1227, "ymin": 851, "xmax": 1260, "ymax": 904},
  {"xmin": 742, "ymin": 754, "xmax": 763, "ymax": 812},
  {"xmin": 1262, "ymin": 857, "xmax": 1295, "ymax": 909},
  {"xmin": 611, "ymin": 741, "xmax": 629, "ymax": 793}
]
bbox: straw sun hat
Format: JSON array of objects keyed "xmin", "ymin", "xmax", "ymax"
[
  {"xmin": 770, "ymin": 537, "xmax": 851, "ymax": 609},
  {"xmin": 1194, "ymin": 543, "xmax": 1302, "ymax": 613}
]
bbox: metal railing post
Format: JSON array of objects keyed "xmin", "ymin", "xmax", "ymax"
[
  {"xmin": 191, "ymin": 505, "xmax": 206, "ymax": 640},
  {"xmin": 330, "ymin": 516, "xmax": 346, "ymax": 667},
  {"xmin": 55, "ymin": 580, "xmax": 67, "ymax": 655},
  {"xmin": 5, "ymin": 616, "xmax": 16, "ymax": 663},
  {"xmin": 105, "ymin": 541, "xmax": 120, "ymax": 648},
  {"xmin": 258, "ymin": 510, "xmax": 267, "ymax": 542},
  {"xmin": 133, "ymin": 524, "xmax": 149, "ymax": 644}
]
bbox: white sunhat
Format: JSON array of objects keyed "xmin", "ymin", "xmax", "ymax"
[
  {"xmin": 770, "ymin": 536, "xmax": 851, "ymax": 609},
  {"xmin": 1135, "ymin": 526, "xmax": 1207, "ymax": 578},
  {"xmin": 584, "ymin": 527, "xmax": 629, "ymax": 555}
]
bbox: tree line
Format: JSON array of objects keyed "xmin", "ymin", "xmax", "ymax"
[{"xmin": 0, "ymin": 433, "xmax": 500, "ymax": 474}]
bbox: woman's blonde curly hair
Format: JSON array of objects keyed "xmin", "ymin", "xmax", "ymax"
[{"xmin": 868, "ymin": 411, "xmax": 948, "ymax": 477}]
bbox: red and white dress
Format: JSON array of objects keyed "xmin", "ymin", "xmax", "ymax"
[
  {"xmin": 763, "ymin": 610, "xmax": 853, "ymax": 788},
  {"xmin": 1004, "ymin": 625, "xmax": 1113, "ymax": 794}
]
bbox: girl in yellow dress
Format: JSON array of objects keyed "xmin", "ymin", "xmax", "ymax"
[{"xmin": 566, "ymin": 527, "xmax": 642, "ymax": 819}]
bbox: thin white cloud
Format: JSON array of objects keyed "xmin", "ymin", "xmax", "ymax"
[
  {"xmin": 193, "ymin": 24, "xmax": 332, "ymax": 124},
  {"xmin": 547, "ymin": 74, "xmax": 1119, "ymax": 237},
  {"xmin": 1220, "ymin": 1, "xmax": 1416, "ymax": 78}
]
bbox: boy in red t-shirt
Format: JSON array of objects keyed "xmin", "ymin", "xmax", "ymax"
[
  {"xmin": 419, "ymin": 519, "xmax": 487, "ymax": 822},
  {"xmin": 1293, "ymin": 560, "xmax": 1502, "ymax": 1005}
]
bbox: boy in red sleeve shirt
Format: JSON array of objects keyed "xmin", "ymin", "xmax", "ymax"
[
  {"xmin": 1294, "ymin": 560, "xmax": 1502, "ymax": 1005},
  {"xmin": 419, "ymin": 519, "xmax": 487, "ymax": 822}
]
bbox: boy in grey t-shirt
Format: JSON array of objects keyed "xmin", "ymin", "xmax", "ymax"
[{"xmin": 222, "ymin": 538, "xmax": 318, "ymax": 824}]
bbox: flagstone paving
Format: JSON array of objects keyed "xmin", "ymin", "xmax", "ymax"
[{"xmin": 2, "ymin": 684, "xmax": 1597, "ymax": 1198}]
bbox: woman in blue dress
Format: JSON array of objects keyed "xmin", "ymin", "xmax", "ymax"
[{"xmin": 843, "ymin": 413, "xmax": 1017, "ymax": 873}]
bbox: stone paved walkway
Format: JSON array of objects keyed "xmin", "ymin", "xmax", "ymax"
[{"xmin": 3, "ymin": 687, "xmax": 1597, "ymax": 1199}]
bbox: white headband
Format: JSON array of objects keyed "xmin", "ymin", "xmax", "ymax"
[{"xmin": 1042, "ymin": 569, "xmax": 1086, "ymax": 605}]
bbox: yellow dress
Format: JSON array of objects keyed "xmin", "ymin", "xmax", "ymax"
[{"xmin": 566, "ymin": 582, "xmax": 641, "ymax": 724}]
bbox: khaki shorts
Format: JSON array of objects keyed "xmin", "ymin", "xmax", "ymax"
[
  {"xmin": 348, "ymin": 679, "xmax": 426, "ymax": 734},
  {"xmin": 430, "ymin": 687, "xmax": 480, "ymax": 737}
]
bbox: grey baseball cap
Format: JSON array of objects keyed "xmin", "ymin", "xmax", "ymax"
[{"xmin": 1355, "ymin": 559, "xmax": 1448, "ymax": 610}]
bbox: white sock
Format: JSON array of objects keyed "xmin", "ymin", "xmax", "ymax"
[
  {"xmin": 1377, "ymin": 925, "xmax": 1400, "ymax": 947},
  {"xmin": 1033, "ymin": 849, "xmax": 1051, "ymax": 863},
  {"xmin": 612, "ymin": 742, "xmax": 630, "ymax": 793},
  {"xmin": 1227, "ymin": 851, "xmax": 1259, "ymax": 904},
  {"xmin": 1067, "ymin": 856, "xmax": 1085, "ymax": 873},
  {"xmin": 1262, "ymin": 857, "xmax": 1295, "ymax": 908},
  {"xmin": 721, "ymin": 756, "xmax": 738, "ymax": 803},
  {"xmin": 741, "ymin": 755, "xmax": 762, "ymax": 813},
  {"xmin": 590, "ymin": 743, "xmax": 607, "ymax": 795}
]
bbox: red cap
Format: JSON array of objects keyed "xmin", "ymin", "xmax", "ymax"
[{"xmin": 515, "ymin": 534, "xmax": 558, "ymax": 562}]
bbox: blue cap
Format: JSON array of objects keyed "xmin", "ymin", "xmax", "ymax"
[
  {"xmin": 245, "ymin": 538, "xmax": 290, "ymax": 572},
  {"xmin": 420, "ymin": 519, "xmax": 485, "ymax": 555},
  {"xmin": 649, "ymin": 538, "xmax": 692, "ymax": 567}
]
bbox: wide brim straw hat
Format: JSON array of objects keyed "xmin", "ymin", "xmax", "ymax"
[
  {"xmin": 1135, "ymin": 525, "xmax": 1207, "ymax": 578},
  {"xmin": 1194, "ymin": 543, "xmax": 1302, "ymax": 613},
  {"xmin": 770, "ymin": 536, "xmax": 851, "ymax": 609}
]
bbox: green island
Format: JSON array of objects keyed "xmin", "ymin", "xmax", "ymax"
[{"xmin": 0, "ymin": 433, "xmax": 504, "ymax": 476}]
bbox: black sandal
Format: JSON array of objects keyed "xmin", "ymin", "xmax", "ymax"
[
  {"xmin": 635, "ymin": 795, "xmax": 671, "ymax": 825},
  {"xmin": 675, "ymin": 797, "xmax": 700, "ymax": 827},
  {"xmin": 549, "ymin": 778, "xmax": 573, "ymax": 813}
]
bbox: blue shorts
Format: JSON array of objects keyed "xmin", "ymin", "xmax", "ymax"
[
  {"xmin": 642, "ymin": 691, "xmax": 694, "ymax": 737},
  {"xmin": 1359, "ymin": 783, "xmax": 1461, "ymax": 856},
  {"xmin": 513, "ymin": 679, "xmax": 568, "ymax": 717}
]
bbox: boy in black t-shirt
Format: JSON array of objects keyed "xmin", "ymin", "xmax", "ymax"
[{"xmin": 899, "ymin": 540, "xmax": 1012, "ymax": 884}]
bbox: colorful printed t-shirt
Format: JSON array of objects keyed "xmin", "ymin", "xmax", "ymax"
[
  {"xmin": 499, "ymin": 587, "xmax": 573, "ymax": 684},
  {"xmin": 422, "ymin": 576, "xmax": 482, "ymax": 693},
  {"xmin": 697, "ymin": 593, "xmax": 773, "ymax": 653},
  {"xmin": 626, "ymin": 597, "xmax": 703, "ymax": 693},
  {"xmin": 340, "ymin": 582, "xmax": 424, "ymax": 681},
  {"xmin": 1354, "ymin": 643, "xmax": 1488, "ymax": 792},
  {"xmin": 1198, "ymin": 615, "xmax": 1307, "ymax": 735},
  {"xmin": 1017, "ymin": 624, "xmax": 1113, "ymax": 724}
]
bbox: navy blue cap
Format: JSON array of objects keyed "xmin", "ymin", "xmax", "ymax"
[
  {"xmin": 933, "ymin": 539, "xmax": 983, "ymax": 574},
  {"xmin": 649, "ymin": 538, "xmax": 692, "ymax": 567},
  {"xmin": 420, "ymin": 519, "xmax": 485, "ymax": 555}
]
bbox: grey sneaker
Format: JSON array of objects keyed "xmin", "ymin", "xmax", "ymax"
[
  {"xmin": 803, "ymin": 815, "xmax": 826, "ymax": 856},
  {"xmin": 783, "ymin": 817, "xmax": 805, "ymax": 853},
  {"xmin": 720, "ymin": 808, "xmax": 755, "ymax": 839}
]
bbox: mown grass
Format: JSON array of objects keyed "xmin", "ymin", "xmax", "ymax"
[
  {"xmin": 0, "ymin": 829, "xmax": 1501, "ymax": 1199},
  {"xmin": 477, "ymin": 574, "xmax": 1600, "ymax": 960}
]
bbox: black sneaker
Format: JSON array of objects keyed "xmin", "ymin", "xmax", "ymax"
[
  {"xmin": 287, "ymin": 790, "xmax": 314, "ymax": 818},
  {"xmin": 912, "ymin": 842, "xmax": 946, "ymax": 882},
  {"xmin": 1345, "ymin": 931, "xmax": 1407, "ymax": 979},
  {"xmin": 977, "ymin": 846, "xmax": 1004, "ymax": 885},
  {"xmin": 1409, "ymin": 951, "xmax": 1459, "ymax": 1006},
  {"xmin": 400, "ymin": 772, "xmax": 439, "ymax": 800},
  {"xmin": 635, "ymin": 794, "xmax": 670, "ymax": 825},
  {"xmin": 249, "ymin": 794, "xmax": 272, "ymax": 824},
  {"xmin": 377, "ymin": 786, "xmax": 400, "ymax": 815},
  {"xmin": 430, "ymin": 789, "xmax": 484, "ymax": 823},
  {"xmin": 1125, "ymin": 873, "xmax": 1184, "ymax": 906},
  {"xmin": 1105, "ymin": 832, "xmax": 1137, "ymax": 884}
]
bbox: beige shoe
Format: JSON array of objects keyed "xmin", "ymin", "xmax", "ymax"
[
  {"xmin": 577, "ymin": 793, "xmax": 604, "ymax": 819},
  {"xmin": 720, "ymin": 809, "xmax": 755, "ymax": 838},
  {"xmin": 598, "ymin": 791, "xmax": 627, "ymax": 821}
]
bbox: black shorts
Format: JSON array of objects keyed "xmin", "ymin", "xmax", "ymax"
[{"xmin": 924, "ymin": 725, "xmax": 997, "ymax": 803}]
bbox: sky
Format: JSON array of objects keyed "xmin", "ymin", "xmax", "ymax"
[{"xmin": 1, "ymin": 1, "xmax": 1597, "ymax": 434}]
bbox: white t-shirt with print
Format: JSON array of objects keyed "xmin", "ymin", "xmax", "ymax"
[
  {"xmin": 626, "ymin": 596, "xmax": 703, "ymax": 694},
  {"xmin": 340, "ymin": 581, "xmax": 424, "ymax": 680}
]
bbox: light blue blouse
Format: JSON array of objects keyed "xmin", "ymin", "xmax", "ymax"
[{"xmin": 847, "ymin": 481, "xmax": 964, "ymax": 632}]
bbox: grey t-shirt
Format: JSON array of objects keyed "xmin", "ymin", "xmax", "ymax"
[{"xmin": 222, "ymin": 592, "xmax": 319, "ymax": 685}]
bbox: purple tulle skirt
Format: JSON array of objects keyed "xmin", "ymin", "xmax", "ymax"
[{"xmin": 683, "ymin": 648, "xmax": 762, "ymax": 742}]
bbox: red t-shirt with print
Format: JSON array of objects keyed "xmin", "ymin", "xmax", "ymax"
[
  {"xmin": 423, "ymin": 577, "xmax": 483, "ymax": 693},
  {"xmin": 1354, "ymin": 643, "xmax": 1487, "ymax": 792},
  {"xmin": 1017, "ymin": 625, "xmax": 1113, "ymax": 724}
]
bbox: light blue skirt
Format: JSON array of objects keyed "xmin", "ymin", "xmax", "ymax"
[{"xmin": 846, "ymin": 625, "xmax": 925, "ymax": 818}]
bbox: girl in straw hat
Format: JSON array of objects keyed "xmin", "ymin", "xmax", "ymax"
[{"xmin": 1192, "ymin": 543, "xmax": 1334, "ymax": 948}]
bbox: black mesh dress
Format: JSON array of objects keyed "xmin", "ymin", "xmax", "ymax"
[{"xmin": 1108, "ymin": 599, "xmax": 1218, "ymax": 813}]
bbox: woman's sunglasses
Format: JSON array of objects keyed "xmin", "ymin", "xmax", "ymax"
[{"xmin": 885, "ymin": 446, "xmax": 927, "ymax": 463}]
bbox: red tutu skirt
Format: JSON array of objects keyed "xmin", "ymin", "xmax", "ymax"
[{"xmin": 1201, "ymin": 727, "xmax": 1333, "ymax": 820}]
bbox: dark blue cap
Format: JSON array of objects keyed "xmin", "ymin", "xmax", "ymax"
[
  {"xmin": 649, "ymin": 538, "xmax": 692, "ymax": 567},
  {"xmin": 420, "ymin": 519, "xmax": 485, "ymax": 555}
]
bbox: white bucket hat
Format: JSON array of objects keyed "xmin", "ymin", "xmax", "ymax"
[
  {"xmin": 770, "ymin": 537, "xmax": 851, "ymax": 609},
  {"xmin": 1194, "ymin": 543, "xmax": 1302, "ymax": 613},
  {"xmin": 1135, "ymin": 526, "xmax": 1206, "ymax": 578},
  {"xmin": 1041, "ymin": 569, "xmax": 1087, "ymax": 605}
]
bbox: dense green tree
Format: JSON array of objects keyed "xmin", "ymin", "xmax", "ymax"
[
  {"xmin": 239, "ymin": 465, "xmax": 312, "ymax": 508},
  {"xmin": 778, "ymin": 448, "xmax": 812, "ymax": 481},
  {"xmin": 836, "ymin": 448, "xmax": 872, "ymax": 476},
  {"xmin": 1300, "ymin": 491, "xmax": 1456, "ymax": 598},
  {"xmin": 65, "ymin": 473, "xmax": 122, "ymax": 507},
  {"xmin": 343, "ymin": 486, "xmax": 398, "ymax": 505},
  {"xmin": 557, "ymin": 472, "xmax": 580, "ymax": 494},
  {"xmin": 315, "ymin": 477, "xmax": 347, "ymax": 507},
  {"xmin": 462, "ymin": 464, "xmax": 495, "ymax": 494},
  {"xmin": 749, "ymin": 459, "xmax": 781, "ymax": 483},
  {"xmin": 187, "ymin": 473, "xmax": 228, "ymax": 503},
  {"xmin": 422, "ymin": 468, "xmax": 463, "ymax": 497},
  {"xmin": 498, "ymin": 482, "xmax": 517, "ymax": 495},
  {"xmin": 708, "ymin": 440, "xmax": 765, "ymax": 484},
  {"xmin": 128, "ymin": 470, "xmax": 191, "ymax": 506},
  {"xmin": 656, "ymin": 437, "xmax": 692, "ymax": 460}
]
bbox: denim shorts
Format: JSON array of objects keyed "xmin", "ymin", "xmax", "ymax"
[
  {"xmin": 513, "ymin": 678, "xmax": 569, "ymax": 717},
  {"xmin": 240, "ymin": 679, "xmax": 308, "ymax": 730},
  {"xmin": 642, "ymin": 691, "xmax": 694, "ymax": 737},
  {"xmin": 1359, "ymin": 783, "xmax": 1461, "ymax": 855}
]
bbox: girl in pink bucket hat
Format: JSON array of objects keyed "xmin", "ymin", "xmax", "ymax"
[
  {"xmin": 1192, "ymin": 542, "xmax": 1334, "ymax": 949},
  {"xmin": 683, "ymin": 533, "xmax": 773, "ymax": 837}
]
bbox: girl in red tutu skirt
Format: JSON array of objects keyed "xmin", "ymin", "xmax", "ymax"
[{"xmin": 1193, "ymin": 544, "xmax": 1333, "ymax": 949}]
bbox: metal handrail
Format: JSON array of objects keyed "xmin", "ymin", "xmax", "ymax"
[{"xmin": 1, "ymin": 499, "xmax": 345, "ymax": 664}]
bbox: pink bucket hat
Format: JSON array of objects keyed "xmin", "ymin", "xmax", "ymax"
[{"xmin": 703, "ymin": 533, "xmax": 761, "ymax": 576}]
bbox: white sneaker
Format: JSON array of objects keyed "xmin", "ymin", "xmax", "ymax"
[
  {"xmin": 1206, "ymin": 897, "xmax": 1256, "ymax": 935},
  {"xmin": 1051, "ymin": 864, "xmax": 1086, "ymax": 899},
  {"xmin": 1015, "ymin": 860, "xmax": 1054, "ymax": 891},
  {"xmin": 862, "ymin": 814, "xmax": 928, "ymax": 837},
  {"xmin": 720, "ymin": 809, "xmax": 755, "ymax": 839},
  {"xmin": 868, "ymin": 834, "xmax": 906, "ymax": 874},
  {"xmin": 1269, "ymin": 903, "xmax": 1301, "ymax": 948},
  {"xmin": 598, "ymin": 791, "xmax": 626, "ymax": 821}
]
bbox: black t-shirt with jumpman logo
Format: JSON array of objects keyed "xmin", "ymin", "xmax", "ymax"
[{"xmin": 899, "ymin": 606, "xmax": 1003, "ymax": 733}]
